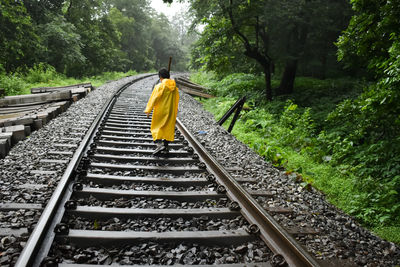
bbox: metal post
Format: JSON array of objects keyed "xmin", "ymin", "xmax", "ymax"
[{"xmin": 217, "ymin": 96, "xmax": 246, "ymax": 132}]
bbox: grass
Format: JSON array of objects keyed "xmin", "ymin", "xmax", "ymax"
[
  {"xmin": 194, "ymin": 71, "xmax": 400, "ymax": 245},
  {"xmin": 0, "ymin": 63, "xmax": 139, "ymax": 96},
  {"xmin": 373, "ymin": 226, "xmax": 400, "ymax": 244}
]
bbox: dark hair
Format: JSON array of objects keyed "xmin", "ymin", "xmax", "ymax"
[{"xmin": 158, "ymin": 68, "xmax": 170, "ymax": 79}]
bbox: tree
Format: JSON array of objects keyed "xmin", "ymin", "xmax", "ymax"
[
  {"xmin": 169, "ymin": 11, "xmax": 198, "ymax": 70},
  {"xmin": 188, "ymin": 0, "xmax": 275, "ymax": 100},
  {"xmin": 37, "ymin": 15, "xmax": 85, "ymax": 74},
  {"xmin": 0, "ymin": 0, "xmax": 41, "ymax": 72},
  {"xmin": 23, "ymin": 0, "xmax": 64, "ymax": 24},
  {"xmin": 110, "ymin": 0, "xmax": 154, "ymax": 71},
  {"xmin": 1, "ymin": 0, "xmax": 191, "ymax": 76},
  {"xmin": 64, "ymin": 0, "xmax": 126, "ymax": 76},
  {"xmin": 318, "ymin": 0, "xmax": 400, "ymax": 224},
  {"xmin": 187, "ymin": 0, "xmax": 351, "ymax": 99}
]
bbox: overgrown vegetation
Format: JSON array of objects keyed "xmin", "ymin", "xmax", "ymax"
[
  {"xmin": 187, "ymin": 0, "xmax": 400, "ymax": 245},
  {"xmin": 192, "ymin": 72, "xmax": 400, "ymax": 244},
  {"xmin": 0, "ymin": 63, "xmax": 138, "ymax": 96}
]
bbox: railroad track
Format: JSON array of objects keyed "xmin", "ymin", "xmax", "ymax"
[{"xmin": 14, "ymin": 76, "xmax": 321, "ymax": 266}]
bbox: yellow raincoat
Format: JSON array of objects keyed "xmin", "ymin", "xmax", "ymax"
[{"xmin": 144, "ymin": 79, "xmax": 179, "ymax": 141}]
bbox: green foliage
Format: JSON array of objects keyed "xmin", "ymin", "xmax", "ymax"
[
  {"xmin": 189, "ymin": 0, "xmax": 352, "ymax": 99},
  {"xmin": 0, "ymin": 66, "xmax": 137, "ymax": 96},
  {"xmin": 196, "ymin": 72, "xmax": 400, "ymax": 243},
  {"xmin": 1, "ymin": 0, "xmax": 192, "ymax": 77},
  {"xmin": 336, "ymin": 0, "xmax": 400, "ymax": 77},
  {"xmin": 0, "ymin": 0, "xmax": 41, "ymax": 72},
  {"xmin": 37, "ymin": 15, "xmax": 85, "ymax": 75},
  {"xmin": 213, "ymin": 73, "xmax": 265, "ymax": 98},
  {"xmin": 25, "ymin": 63, "xmax": 62, "ymax": 84},
  {"xmin": 323, "ymin": 0, "xmax": 400, "ymax": 228},
  {"xmin": 0, "ymin": 73, "xmax": 27, "ymax": 96}
]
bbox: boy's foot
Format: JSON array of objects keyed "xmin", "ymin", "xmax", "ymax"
[{"xmin": 153, "ymin": 145, "xmax": 168, "ymax": 155}]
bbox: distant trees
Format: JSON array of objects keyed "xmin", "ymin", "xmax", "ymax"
[{"xmin": 0, "ymin": 0, "xmax": 192, "ymax": 76}]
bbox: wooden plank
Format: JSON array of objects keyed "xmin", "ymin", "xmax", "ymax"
[
  {"xmin": 286, "ymin": 226, "xmax": 319, "ymax": 235},
  {"xmin": 246, "ymin": 189, "xmax": 274, "ymax": 197},
  {"xmin": 4, "ymin": 124, "xmax": 26, "ymax": 144},
  {"xmin": 0, "ymin": 132, "xmax": 13, "ymax": 147},
  {"xmin": 0, "ymin": 91, "xmax": 72, "ymax": 107},
  {"xmin": 179, "ymin": 87, "xmax": 214, "ymax": 99},
  {"xmin": 0, "ymin": 115, "xmax": 36, "ymax": 128},
  {"xmin": 90, "ymin": 162, "xmax": 204, "ymax": 174},
  {"xmin": 17, "ymin": 183, "xmax": 47, "ymax": 190},
  {"xmin": 0, "ymin": 139, "xmax": 10, "ymax": 158},
  {"xmin": 264, "ymin": 206, "xmax": 293, "ymax": 214},
  {"xmin": 30, "ymin": 83, "xmax": 92, "ymax": 94},
  {"xmin": 30, "ymin": 170, "xmax": 58, "ymax": 175},
  {"xmin": 0, "ymin": 203, "xmax": 43, "ymax": 210},
  {"xmin": 48, "ymin": 150, "xmax": 73, "ymax": 156},
  {"xmin": 40, "ymin": 159, "xmax": 69, "ymax": 164},
  {"xmin": 0, "ymin": 104, "xmax": 44, "ymax": 114},
  {"xmin": 0, "ymin": 228, "xmax": 28, "ymax": 237},
  {"xmin": 176, "ymin": 78, "xmax": 210, "ymax": 91}
]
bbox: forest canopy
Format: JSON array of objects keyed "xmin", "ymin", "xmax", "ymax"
[{"xmin": 0, "ymin": 0, "xmax": 194, "ymax": 76}]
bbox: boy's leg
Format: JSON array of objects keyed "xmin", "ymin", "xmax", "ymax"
[
  {"xmin": 163, "ymin": 140, "xmax": 169, "ymax": 150},
  {"xmin": 153, "ymin": 139, "xmax": 168, "ymax": 155}
]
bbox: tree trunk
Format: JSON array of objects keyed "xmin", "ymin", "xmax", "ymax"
[
  {"xmin": 277, "ymin": 59, "xmax": 297, "ymax": 95},
  {"xmin": 319, "ymin": 53, "xmax": 327, "ymax": 79},
  {"xmin": 263, "ymin": 65, "xmax": 272, "ymax": 101}
]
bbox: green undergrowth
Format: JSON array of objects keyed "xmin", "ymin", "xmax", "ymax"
[
  {"xmin": 0, "ymin": 63, "xmax": 138, "ymax": 96},
  {"xmin": 192, "ymin": 71, "xmax": 400, "ymax": 245}
]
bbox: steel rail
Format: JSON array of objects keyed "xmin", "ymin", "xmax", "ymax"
[
  {"xmin": 176, "ymin": 118, "xmax": 322, "ymax": 267},
  {"xmin": 15, "ymin": 74, "xmax": 155, "ymax": 267}
]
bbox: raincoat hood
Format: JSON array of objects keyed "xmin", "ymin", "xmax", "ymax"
[{"xmin": 161, "ymin": 79, "xmax": 177, "ymax": 91}]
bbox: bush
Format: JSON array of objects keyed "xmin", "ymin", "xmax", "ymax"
[
  {"xmin": 196, "ymin": 73, "xmax": 400, "ymax": 243},
  {"xmin": 25, "ymin": 63, "xmax": 62, "ymax": 84},
  {"xmin": 0, "ymin": 73, "xmax": 27, "ymax": 95},
  {"xmin": 191, "ymin": 72, "xmax": 266, "ymax": 99},
  {"xmin": 214, "ymin": 73, "xmax": 265, "ymax": 98},
  {"xmin": 0, "ymin": 67, "xmax": 141, "ymax": 96}
]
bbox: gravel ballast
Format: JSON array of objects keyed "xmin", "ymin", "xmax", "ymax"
[{"xmin": 0, "ymin": 74, "xmax": 399, "ymax": 266}]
